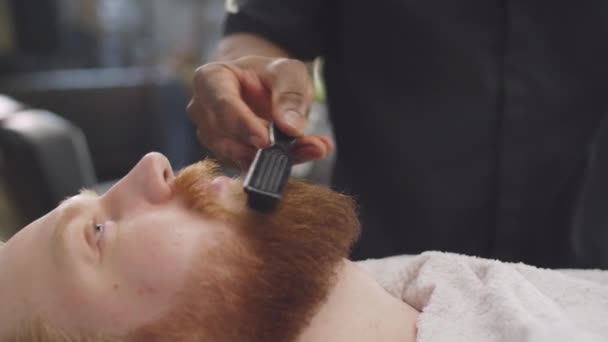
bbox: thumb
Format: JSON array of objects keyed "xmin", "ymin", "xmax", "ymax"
[
  {"xmin": 277, "ymin": 91, "xmax": 309, "ymax": 134},
  {"xmin": 266, "ymin": 59, "xmax": 313, "ymax": 137}
]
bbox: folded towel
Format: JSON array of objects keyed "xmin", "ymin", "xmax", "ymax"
[{"xmin": 358, "ymin": 252, "xmax": 608, "ymax": 342}]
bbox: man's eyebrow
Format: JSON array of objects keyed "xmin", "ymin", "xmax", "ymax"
[
  {"xmin": 57, "ymin": 188, "xmax": 99, "ymax": 206},
  {"xmin": 79, "ymin": 188, "xmax": 99, "ymax": 198}
]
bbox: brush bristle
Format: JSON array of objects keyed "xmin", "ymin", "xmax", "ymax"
[
  {"xmin": 244, "ymin": 145, "xmax": 292, "ymax": 211},
  {"xmin": 250, "ymin": 148, "xmax": 289, "ymax": 193}
]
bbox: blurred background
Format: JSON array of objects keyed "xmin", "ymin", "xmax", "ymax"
[
  {"xmin": 0, "ymin": 0, "xmax": 224, "ymax": 171},
  {"xmin": 0, "ymin": 0, "xmax": 332, "ymax": 239}
]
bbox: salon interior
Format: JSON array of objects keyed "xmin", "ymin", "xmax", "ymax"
[
  {"xmin": 0, "ymin": 0, "xmax": 333, "ymax": 240},
  {"xmin": 0, "ymin": 2, "xmax": 606, "ymax": 341},
  {"xmin": 0, "ymin": 0, "xmax": 607, "ymax": 268}
]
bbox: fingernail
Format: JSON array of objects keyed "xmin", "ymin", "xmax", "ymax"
[{"xmin": 283, "ymin": 110, "xmax": 305, "ymax": 130}]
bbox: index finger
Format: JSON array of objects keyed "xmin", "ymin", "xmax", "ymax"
[{"xmin": 193, "ymin": 63, "xmax": 270, "ymax": 148}]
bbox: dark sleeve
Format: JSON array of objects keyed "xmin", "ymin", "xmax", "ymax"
[{"xmin": 223, "ymin": 0, "xmax": 332, "ymax": 60}]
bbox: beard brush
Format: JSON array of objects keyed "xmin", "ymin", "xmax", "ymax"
[{"xmin": 243, "ymin": 122, "xmax": 295, "ymax": 212}]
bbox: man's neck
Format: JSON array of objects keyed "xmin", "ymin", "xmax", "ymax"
[{"xmin": 296, "ymin": 260, "xmax": 418, "ymax": 342}]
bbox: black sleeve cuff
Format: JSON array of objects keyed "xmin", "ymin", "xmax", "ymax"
[{"xmin": 223, "ymin": 8, "xmax": 327, "ymax": 61}]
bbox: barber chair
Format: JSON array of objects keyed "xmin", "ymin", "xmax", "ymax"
[
  {"xmin": 0, "ymin": 68, "xmax": 201, "ymax": 233},
  {"xmin": 0, "ymin": 95, "xmax": 23, "ymax": 119},
  {"xmin": 0, "ymin": 96, "xmax": 25, "ymax": 237},
  {"xmin": 0, "ymin": 68, "xmax": 200, "ymax": 181},
  {"xmin": 0, "ymin": 101, "xmax": 97, "ymax": 230}
]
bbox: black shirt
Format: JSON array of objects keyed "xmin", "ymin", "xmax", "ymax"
[{"xmin": 225, "ymin": 0, "xmax": 608, "ymax": 268}]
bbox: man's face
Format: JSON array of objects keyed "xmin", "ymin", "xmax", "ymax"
[
  {"xmin": 0, "ymin": 152, "xmax": 241, "ymax": 337},
  {"xmin": 0, "ymin": 152, "xmax": 359, "ymax": 341}
]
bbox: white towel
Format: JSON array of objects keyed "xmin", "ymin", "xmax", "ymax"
[{"xmin": 358, "ymin": 252, "xmax": 608, "ymax": 342}]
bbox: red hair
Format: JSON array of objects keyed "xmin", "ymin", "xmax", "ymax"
[{"xmin": 128, "ymin": 160, "xmax": 360, "ymax": 341}]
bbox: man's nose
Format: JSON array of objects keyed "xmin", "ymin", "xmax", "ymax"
[{"xmin": 103, "ymin": 152, "xmax": 174, "ymax": 209}]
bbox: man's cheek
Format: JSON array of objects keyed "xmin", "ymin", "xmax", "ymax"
[{"xmin": 112, "ymin": 233, "xmax": 191, "ymax": 297}]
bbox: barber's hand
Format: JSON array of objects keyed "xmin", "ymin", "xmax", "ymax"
[{"xmin": 187, "ymin": 56, "xmax": 334, "ymax": 168}]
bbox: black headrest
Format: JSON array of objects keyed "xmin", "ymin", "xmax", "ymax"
[{"xmin": 0, "ymin": 109, "xmax": 97, "ymax": 226}]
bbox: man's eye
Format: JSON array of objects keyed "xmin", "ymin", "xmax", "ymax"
[{"xmin": 94, "ymin": 223, "xmax": 105, "ymax": 242}]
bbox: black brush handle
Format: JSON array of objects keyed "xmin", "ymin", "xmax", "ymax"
[
  {"xmin": 269, "ymin": 122, "xmax": 295, "ymax": 152},
  {"xmin": 243, "ymin": 122, "xmax": 295, "ymax": 212}
]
